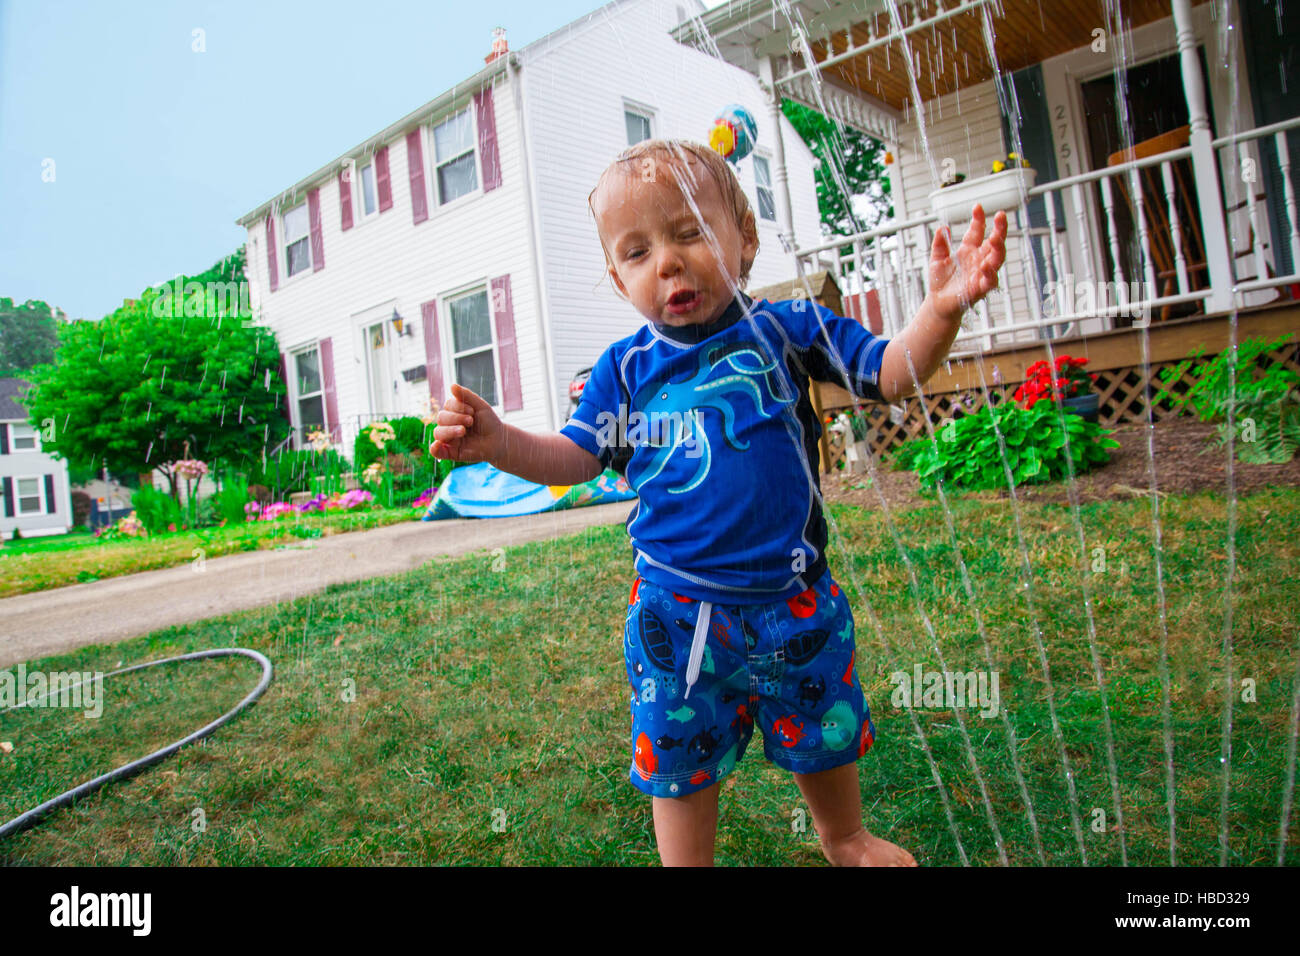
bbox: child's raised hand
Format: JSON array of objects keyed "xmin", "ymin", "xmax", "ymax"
[
  {"xmin": 430, "ymin": 383, "xmax": 503, "ymax": 462},
  {"xmin": 927, "ymin": 204, "xmax": 1008, "ymax": 323}
]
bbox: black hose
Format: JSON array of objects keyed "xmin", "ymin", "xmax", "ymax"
[{"xmin": 0, "ymin": 647, "xmax": 274, "ymax": 840}]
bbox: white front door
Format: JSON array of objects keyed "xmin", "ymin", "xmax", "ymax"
[{"xmin": 366, "ymin": 319, "xmax": 395, "ymax": 417}]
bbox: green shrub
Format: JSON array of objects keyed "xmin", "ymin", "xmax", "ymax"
[
  {"xmin": 244, "ymin": 448, "xmax": 349, "ymax": 499},
  {"xmin": 131, "ymin": 485, "xmax": 185, "ymax": 533},
  {"xmin": 1154, "ymin": 335, "xmax": 1300, "ymax": 463},
  {"xmin": 353, "ymin": 417, "xmax": 465, "ymax": 506},
  {"xmin": 892, "ymin": 400, "xmax": 1119, "ymax": 491},
  {"xmin": 212, "ymin": 473, "xmax": 252, "ymax": 524},
  {"xmin": 352, "ymin": 416, "xmax": 432, "ymax": 470}
]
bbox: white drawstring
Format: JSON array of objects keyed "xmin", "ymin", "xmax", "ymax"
[{"xmin": 683, "ymin": 601, "xmax": 712, "ymax": 700}]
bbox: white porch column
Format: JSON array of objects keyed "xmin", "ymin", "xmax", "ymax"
[
  {"xmin": 759, "ymin": 56, "xmax": 797, "ymax": 256},
  {"xmin": 1173, "ymin": 0, "xmax": 1234, "ymax": 312}
]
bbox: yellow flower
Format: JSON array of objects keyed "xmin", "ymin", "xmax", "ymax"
[{"xmin": 991, "ymin": 159, "xmax": 1006, "ymax": 173}]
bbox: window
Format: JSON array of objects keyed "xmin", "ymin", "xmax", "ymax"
[
  {"xmin": 293, "ymin": 346, "xmax": 326, "ymax": 443},
  {"xmin": 753, "ymin": 155, "xmax": 776, "ymax": 222},
  {"xmin": 359, "ymin": 160, "xmax": 378, "ymax": 217},
  {"xmin": 448, "ymin": 289, "xmax": 497, "ymax": 406},
  {"xmin": 17, "ymin": 476, "xmax": 43, "ymax": 515},
  {"xmin": 11, "ymin": 423, "xmax": 37, "ymax": 452},
  {"xmin": 283, "ymin": 202, "xmax": 311, "ymax": 277},
  {"xmin": 625, "ymin": 109, "xmax": 652, "ymax": 146},
  {"xmin": 433, "ymin": 108, "xmax": 478, "ymax": 205}
]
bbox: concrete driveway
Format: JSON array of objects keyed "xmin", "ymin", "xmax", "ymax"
[{"xmin": 0, "ymin": 501, "xmax": 636, "ymax": 668}]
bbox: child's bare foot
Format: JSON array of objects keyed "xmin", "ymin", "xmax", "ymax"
[{"xmin": 819, "ymin": 827, "xmax": 918, "ymax": 867}]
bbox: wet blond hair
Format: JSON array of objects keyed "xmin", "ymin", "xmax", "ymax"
[{"xmin": 588, "ymin": 138, "xmax": 760, "ymax": 294}]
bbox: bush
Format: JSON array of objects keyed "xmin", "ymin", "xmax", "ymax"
[
  {"xmin": 353, "ymin": 417, "xmax": 432, "ymax": 471},
  {"xmin": 131, "ymin": 485, "xmax": 185, "ymax": 534},
  {"xmin": 244, "ymin": 448, "xmax": 349, "ymax": 499},
  {"xmin": 892, "ymin": 400, "xmax": 1119, "ymax": 491},
  {"xmin": 212, "ymin": 473, "xmax": 252, "ymax": 524},
  {"xmin": 354, "ymin": 417, "xmax": 465, "ymax": 506},
  {"xmin": 70, "ymin": 490, "xmax": 92, "ymax": 527},
  {"xmin": 1154, "ymin": 335, "xmax": 1300, "ymax": 463}
]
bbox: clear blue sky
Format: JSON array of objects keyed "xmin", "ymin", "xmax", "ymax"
[{"xmin": 0, "ymin": 0, "xmax": 724, "ymax": 322}]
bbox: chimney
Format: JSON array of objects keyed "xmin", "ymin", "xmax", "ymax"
[{"xmin": 484, "ymin": 26, "xmax": 508, "ymax": 64}]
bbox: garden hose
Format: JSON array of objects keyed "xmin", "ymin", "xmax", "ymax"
[{"xmin": 0, "ymin": 647, "xmax": 273, "ymax": 840}]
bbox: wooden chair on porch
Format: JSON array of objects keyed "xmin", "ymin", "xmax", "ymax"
[{"xmin": 1106, "ymin": 124, "xmax": 1209, "ymax": 323}]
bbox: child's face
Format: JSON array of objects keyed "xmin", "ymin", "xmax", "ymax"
[{"xmin": 593, "ymin": 157, "xmax": 757, "ymax": 327}]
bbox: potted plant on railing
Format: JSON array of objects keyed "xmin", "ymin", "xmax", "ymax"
[
  {"xmin": 929, "ymin": 152, "xmax": 1037, "ymax": 222},
  {"xmin": 1013, "ymin": 355, "xmax": 1099, "ymax": 421}
]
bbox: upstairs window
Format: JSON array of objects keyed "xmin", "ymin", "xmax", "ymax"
[
  {"xmin": 11, "ymin": 423, "xmax": 37, "ymax": 452},
  {"xmin": 359, "ymin": 160, "xmax": 378, "ymax": 217},
  {"xmin": 283, "ymin": 202, "xmax": 311, "ymax": 276},
  {"xmin": 433, "ymin": 108, "xmax": 478, "ymax": 205}
]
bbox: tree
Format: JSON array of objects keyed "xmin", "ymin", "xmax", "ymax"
[
  {"xmin": 23, "ymin": 247, "xmax": 290, "ymax": 501},
  {"xmin": 0, "ymin": 298, "xmax": 64, "ymax": 376},
  {"xmin": 781, "ymin": 99, "xmax": 893, "ymax": 255}
]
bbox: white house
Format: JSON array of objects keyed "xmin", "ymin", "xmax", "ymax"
[
  {"xmin": 0, "ymin": 378, "xmax": 72, "ymax": 540},
  {"xmin": 235, "ymin": 0, "xmax": 823, "ymax": 455}
]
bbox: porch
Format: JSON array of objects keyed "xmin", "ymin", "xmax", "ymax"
[{"xmin": 677, "ymin": 0, "xmax": 1299, "ymax": 469}]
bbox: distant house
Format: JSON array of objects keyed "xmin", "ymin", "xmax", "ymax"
[
  {"xmin": 235, "ymin": 0, "xmax": 823, "ymax": 454},
  {"xmin": 0, "ymin": 378, "xmax": 71, "ymax": 539}
]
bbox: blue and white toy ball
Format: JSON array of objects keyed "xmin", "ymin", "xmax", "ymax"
[{"xmin": 709, "ymin": 105, "xmax": 757, "ymax": 165}]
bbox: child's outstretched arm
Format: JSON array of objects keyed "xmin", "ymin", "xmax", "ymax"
[
  {"xmin": 431, "ymin": 382, "xmax": 602, "ymax": 486},
  {"xmin": 877, "ymin": 204, "xmax": 1008, "ymax": 403}
]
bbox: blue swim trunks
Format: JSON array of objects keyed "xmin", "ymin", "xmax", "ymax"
[{"xmin": 624, "ymin": 569, "xmax": 876, "ymax": 798}]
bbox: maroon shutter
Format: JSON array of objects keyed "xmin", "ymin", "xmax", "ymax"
[
  {"xmin": 421, "ymin": 300, "xmax": 444, "ymax": 402},
  {"xmin": 407, "ymin": 129, "xmax": 428, "ymax": 225},
  {"xmin": 490, "ymin": 275, "xmax": 522, "ymax": 411},
  {"xmin": 376, "ymin": 145, "xmax": 393, "ymax": 212},
  {"xmin": 318, "ymin": 337, "xmax": 341, "ymax": 444},
  {"xmin": 338, "ymin": 169, "xmax": 354, "ymax": 231},
  {"xmin": 265, "ymin": 214, "xmax": 279, "ymax": 292},
  {"xmin": 44, "ymin": 473, "xmax": 55, "ymax": 513},
  {"xmin": 307, "ymin": 187, "xmax": 325, "ymax": 272},
  {"xmin": 278, "ymin": 352, "xmax": 294, "ymax": 424},
  {"xmin": 474, "ymin": 85, "xmax": 502, "ymax": 192},
  {"xmin": 2, "ymin": 477, "xmax": 12, "ymax": 517}
]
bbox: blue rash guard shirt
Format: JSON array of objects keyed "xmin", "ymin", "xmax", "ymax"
[{"xmin": 560, "ymin": 291, "xmax": 890, "ymax": 605}]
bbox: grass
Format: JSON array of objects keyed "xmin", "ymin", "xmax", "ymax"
[
  {"xmin": 0, "ymin": 506, "xmax": 427, "ymax": 598},
  {"xmin": 1, "ymin": 487, "xmax": 1298, "ymax": 866}
]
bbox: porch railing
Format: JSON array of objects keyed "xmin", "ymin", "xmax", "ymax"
[{"xmin": 794, "ymin": 115, "xmax": 1300, "ymax": 356}]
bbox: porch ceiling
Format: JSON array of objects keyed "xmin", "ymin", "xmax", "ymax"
[{"xmin": 674, "ymin": 0, "xmax": 1209, "ymax": 113}]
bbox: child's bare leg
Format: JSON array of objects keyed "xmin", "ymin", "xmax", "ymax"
[
  {"xmin": 651, "ymin": 781, "xmax": 720, "ymax": 866},
  {"xmin": 793, "ymin": 762, "xmax": 917, "ymax": 866}
]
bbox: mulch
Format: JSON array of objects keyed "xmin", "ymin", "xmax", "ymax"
[{"xmin": 819, "ymin": 415, "xmax": 1300, "ymax": 512}]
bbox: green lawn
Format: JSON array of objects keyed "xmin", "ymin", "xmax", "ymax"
[
  {"xmin": 0, "ymin": 507, "xmax": 427, "ymax": 598},
  {"xmin": 2, "ymin": 488, "xmax": 1298, "ymax": 866}
]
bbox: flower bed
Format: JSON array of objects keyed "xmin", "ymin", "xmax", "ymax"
[{"xmin": 246, "ymin": 488, "xmax": 376, "ymax": 521}]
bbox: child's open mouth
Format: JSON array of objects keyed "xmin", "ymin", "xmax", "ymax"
[{"xmin": 666, "ymin": 289, "xmax": 700, "ymax": 315}]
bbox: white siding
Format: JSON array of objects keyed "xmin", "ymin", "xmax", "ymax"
[
  {"xmin": 520, "ymin": 0, "xmax": 823, "ymax": 424},
  {"xmin": 244, "ymin": 70, "xmax": 547, "ymax": 456},
  {"xmin": 243, "ymin": 0, "xmax": 824, "ymax": 446}
]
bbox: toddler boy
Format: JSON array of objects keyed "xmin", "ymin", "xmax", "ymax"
[{"xmin": 433, "ymin": 138, "xmax": 1006, "ymax": 866}]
